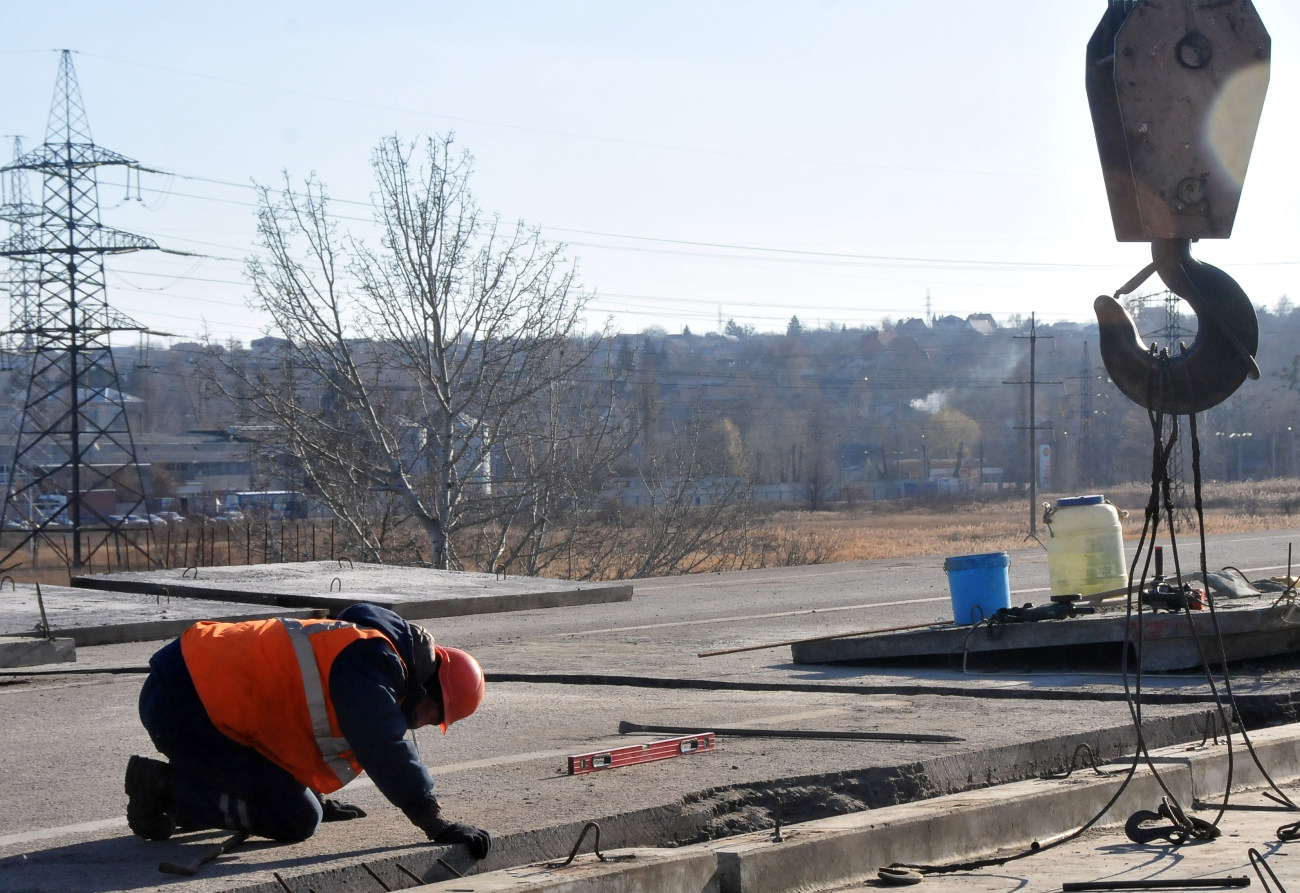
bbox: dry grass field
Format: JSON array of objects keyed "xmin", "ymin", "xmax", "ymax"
[
  {"xmin": 757, "ymin": 479, "xmax": 1300, "ymax": 567},
  {"xmin": 4, "ymin": 480, "xmax": 1299, "ymax": 585}
]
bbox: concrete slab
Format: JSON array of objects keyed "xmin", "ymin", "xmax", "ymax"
[
  {"xmin": 71, "ymin": 561, "xmax": 633, "ymax": 619},
  {"xmin": 404, "ymin": 723, "xmax": 1300, "ymax": 893},
  {"xmin": 6, "ymin": 534, "xmax": 1300, "ymax": 893},
  {"xmin": 0, "ymin": 635, "xmax": 74, "ymax": 668},
  {"xmin": 403, "ymin": 727, "xmax": 1300, "ymax": 893},
  {"xmin": 792, "ymin": 596, "xmax": 1300, "ymax": 671},
  {"xmin": 0, "ymin": 671, "xmax": 1224, "ymax": 893},
  {"xmin": 0, "ymin": 583, "xmax": 325, "ymax": 646}
]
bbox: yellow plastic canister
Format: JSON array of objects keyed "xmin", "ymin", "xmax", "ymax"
[{"xmin": 1042, "ymin": 495, "xmax": 1127, "ymax": 597}]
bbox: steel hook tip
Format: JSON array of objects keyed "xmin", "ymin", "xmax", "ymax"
[{"xmin": 1094, "ymin": 239, "xmax": 1259, "ymax": 416}]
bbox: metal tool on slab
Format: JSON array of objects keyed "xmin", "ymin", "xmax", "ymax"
[
  {"xmin": 1062, "ymin": 879, "xmax": 1248, "ymax": 891},
  {"xmin": 157, "ymin": 830, "xmax": 249, "ymax": 876},
  {"xmin": 618, "ymin": 720, "xmax": 963, "ymax": 744}
]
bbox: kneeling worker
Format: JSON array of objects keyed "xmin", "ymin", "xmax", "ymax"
[{"xmin": 126, "ymin": 603, "xmax": 491, "ymax": 858}]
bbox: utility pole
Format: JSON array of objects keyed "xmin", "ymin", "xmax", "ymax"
[
  {"xmin": 1005, "ymin": 314, "xmax": 1059, "ymax": 537},
  {"xmin": 0, "ymin": 51, "xmax": 168, "ymax": 571},
  {"xmin": 1072, "ymin": 342, "xmax": 1095, "ymax": 488}
]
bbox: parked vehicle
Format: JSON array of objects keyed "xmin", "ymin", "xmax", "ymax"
[{"xmin": 223, "ymin": 491, "xmax": 307, "ymax": 520}]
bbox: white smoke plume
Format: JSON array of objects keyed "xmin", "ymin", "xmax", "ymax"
[{"xmin": 909, "ymin": 391, "xmax": 948, "ymax": 414}]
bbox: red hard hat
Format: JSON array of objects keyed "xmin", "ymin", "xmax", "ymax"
[{"xmin": 434, "ymin": 645, "xmax": 485, "ymax": 734}]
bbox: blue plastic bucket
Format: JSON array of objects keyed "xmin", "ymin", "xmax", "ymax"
[{"xmin": 943, "ymin": 551, "xmax": 1011, "ymax": 625}]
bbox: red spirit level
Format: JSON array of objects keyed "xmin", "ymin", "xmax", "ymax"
[{"xmin": 568, "ymin": 733, "xmax": 715, "ymax": 775}]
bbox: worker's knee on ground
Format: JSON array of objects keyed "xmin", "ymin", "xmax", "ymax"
[
  {"xmin": 265, "ymin": 790, "xmax": 323, "ymax": 842},
  {"xmin": 269, "ymin": 816, "xmax": 320, "ymax": 842},
  {"xmin": 137, "ymin": 673, "xmax": 176, "ymax": 753}
]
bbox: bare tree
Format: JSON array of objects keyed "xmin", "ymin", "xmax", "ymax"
[
  {"xmin": 800, "ymin": 411, "xmax": 838, "ymax": 510},
  {"xmin": 587, "ymin": 400, "xmax": 758, "ymax": 580},
  {"xmin": 457, "ymin": 346, "xmax": 638, "ymax": 576},
  {"xmin": 207, "ymin": 134, "xmax": 608, "ymax": 568}
]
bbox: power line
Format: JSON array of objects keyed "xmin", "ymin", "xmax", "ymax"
[{"xmin": 73, "ymin": 50, "xmax": 1090, "ymax": 181}]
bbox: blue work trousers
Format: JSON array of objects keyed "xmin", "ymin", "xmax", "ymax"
[{"xmin": 138, "ymin": 668, "xmax": 323, "ymax": 841}]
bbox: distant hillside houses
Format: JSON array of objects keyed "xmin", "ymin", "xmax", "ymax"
[{"xmin": 4, "ymin": 298, "xmax": 1297, "ymax": 517}]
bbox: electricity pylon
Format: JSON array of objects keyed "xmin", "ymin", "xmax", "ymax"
[
  {"xmin": 1, "ymin": 136, "xmax": 39, "ymax": 361},
  {"xmin": 0, "ymin": 50, "xmax": 163, "ymax": 571}
]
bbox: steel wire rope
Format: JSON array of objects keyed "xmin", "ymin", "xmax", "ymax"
[
  {"xmin": 1113, "ymin": 401, "xmax": 1203, "ymax": 835},
  {"xmin": 1128, "ymin": 403, "xmax": 1300, "ymax": 834},
  {"xmin": 891, "ymin": 737, "xmax": 1146, "ymax": 875},
  {"xmin": 1183, "ymin": 412, "xmax": 1300, "ymax": 827},
  {"xmin": 1115, "ymin": 367, "xmax": 1300, "ymax": 841},
  {"xmin": 1132, "ymin": 402, "xmax": 1235, "ymax": 838},
  {"xmin": 896, "ymin": 512, "xmax": 1160, "ymax": 874},
  {"xmin": 1162, "ymin": 409, "xmax": 1241, "ymax": 834},
  {"xmin": 893, "ymin": 363, "xmax": 1207, "ymax": 875},
  {"xmin": 1108, "ymin": 359, "xmax": 1262, "ymax": 842}
]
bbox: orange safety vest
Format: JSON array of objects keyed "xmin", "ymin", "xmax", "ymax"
[{"xmin": 180, "ymin": 617, "xmax": 406, "ymax": 793}]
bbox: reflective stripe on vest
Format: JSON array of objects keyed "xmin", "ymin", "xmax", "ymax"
[{"xmin": 281, "ymin": 619, "xmax": 356, "ymax": 786}]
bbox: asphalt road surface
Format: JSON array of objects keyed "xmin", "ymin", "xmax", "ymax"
[{"xmin": 3, "ymin": 526, "xmax": 1300, "ymax": 892}]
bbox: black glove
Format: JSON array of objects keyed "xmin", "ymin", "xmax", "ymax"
[
  {"xmin": 320, "ymin": 797, "xmax": 367, "ymax": 822},
  {"xmin": 431, "ymin": 820, "xmax": 492, "ymax": 860},
  {"xmin": 403, "ymin": 795, "xmax": 493, "ymax": 860}
]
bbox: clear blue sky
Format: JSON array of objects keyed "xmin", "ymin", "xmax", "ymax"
[{"xmin": 3, "ymin": 2, "xmax": 1298, "ymax": 342}]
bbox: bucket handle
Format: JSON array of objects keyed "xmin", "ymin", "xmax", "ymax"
[{"xmin": 1042, "ymin": 497, "xmax": 1130, "ymax": 537}]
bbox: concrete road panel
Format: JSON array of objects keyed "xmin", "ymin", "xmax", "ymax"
[{"xmin": 72, "ymin": 561, "xmax": 632, "ymax": 618}]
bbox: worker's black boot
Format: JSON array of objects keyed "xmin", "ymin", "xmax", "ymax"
[{"xmin": 125, "ymin": 755, "xmax": 176, "ymax": 840}]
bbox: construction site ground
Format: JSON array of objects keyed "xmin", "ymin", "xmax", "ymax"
[{"xmin": 6, "ymin": 527, "xmax": 1300, "ymax": 892}]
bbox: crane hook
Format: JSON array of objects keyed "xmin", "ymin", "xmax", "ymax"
[{"xmin": 1094, "ymin": 239, "xmax": 1259, "ymax": 416}]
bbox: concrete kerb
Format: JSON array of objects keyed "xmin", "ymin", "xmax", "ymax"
[
  {"xmin": 705, "ymin": 763, "xmax": 1191, "ymax": 893},
  {"xmin": 403, "ymin": 847, "xmax": 720, "ymax": 892},
  {"xmin": 1182, "ymin": 721, "xmax": 1300, "ymax": 798},
  {"xmin": 0, "ymin": 635, "xmax": 75, "ymax": 667},
  {"xmin": 405, "ymin": 722, "xmax": 1300, "ymax": 893}
]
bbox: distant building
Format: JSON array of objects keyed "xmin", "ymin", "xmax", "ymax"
[
  {"xmin": 932, "ymin": 314, "xmax": 969, "ymax": 334},
  {"xmin": 135, "ymin": 431, "xmax": 258, "ymax": 498}
]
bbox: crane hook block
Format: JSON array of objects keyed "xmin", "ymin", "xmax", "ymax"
[
  {"xmin": 1095, "ymin": 239, "xmax": 1259, "ymax": 416},
  {"xmin": 1086, "ymin": 0, "xmax": 1270, "ymax": 242}
]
